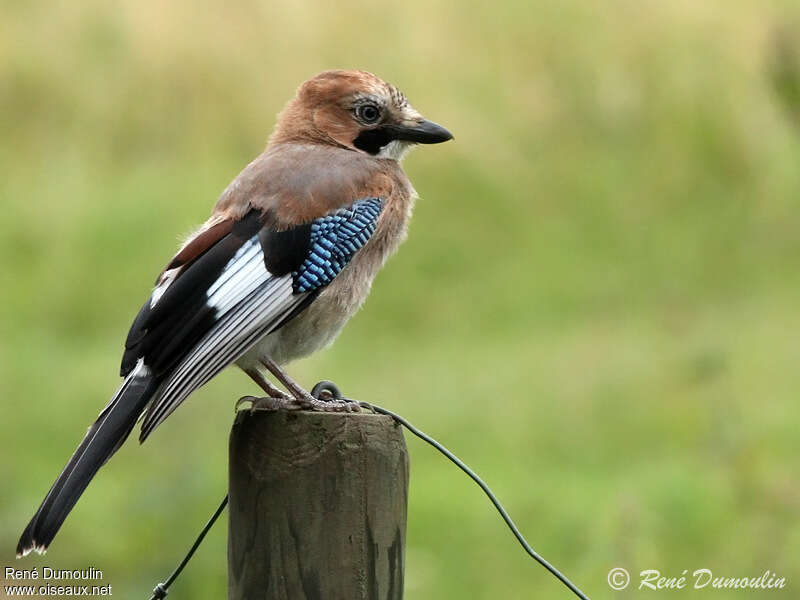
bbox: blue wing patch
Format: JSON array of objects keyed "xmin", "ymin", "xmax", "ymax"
[{"xmin": 292, "ymin": 198, "xmax": 384, "ymax": 293}]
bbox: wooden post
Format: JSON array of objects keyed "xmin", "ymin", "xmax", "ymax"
[{"xmin": 228, "ymin": 409, "xmax": 409, "ymax": 600}]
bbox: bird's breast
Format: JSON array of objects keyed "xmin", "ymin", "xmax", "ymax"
[{"xmin": 250, "ymin": 183, "xmax": 415, "ymax": 366}]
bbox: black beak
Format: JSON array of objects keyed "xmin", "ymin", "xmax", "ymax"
[{"xmin": 385, "ymin": 119, "xmax": 453, "ymax": 144}]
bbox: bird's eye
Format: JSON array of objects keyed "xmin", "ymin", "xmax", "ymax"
[{"xmin": 355, "ymin": 103, "xmax": 381, "ymax": 124}]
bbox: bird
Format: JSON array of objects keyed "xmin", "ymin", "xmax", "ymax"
[{"xmin": 17, "ymin": 69, "xmax": 452, "ymax": 557}]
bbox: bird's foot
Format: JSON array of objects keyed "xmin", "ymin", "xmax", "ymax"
[
  {"xmin": 295, "ymin": 393, "xmax": 360, "ymax": 412},
  {"xmin": 235, "ymin": 393, "xmax": 358, "ymax": 413},
  {"xmin": 258, "ymin": 358, "xmax": 358, "ymax": 412}
]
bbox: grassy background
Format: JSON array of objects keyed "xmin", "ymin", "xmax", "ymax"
[{"xmin": 2, "ymin": 1, "xmax": 800, "ymax": 598}]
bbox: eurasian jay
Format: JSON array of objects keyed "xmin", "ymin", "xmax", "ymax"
[{"xmin": 17, "ymin": 69, "xmax": 452, "ymax": 556}]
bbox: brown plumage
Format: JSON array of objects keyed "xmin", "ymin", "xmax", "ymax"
[
  {"xmin": 17, "ymin": 69, "xmax": 451, "ymax": 557},
  {"xmin": 212, "ymin": 142, "xmax": 400, "ymax": 224}
]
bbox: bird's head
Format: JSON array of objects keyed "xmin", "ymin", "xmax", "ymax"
[{"xmin": 270, "ymin": 70, "xmax": 452, "ymax": 160}]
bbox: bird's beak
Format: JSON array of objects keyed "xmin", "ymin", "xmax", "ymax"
[{"xmin": 385, "ymin": 119, "xmax": 453, "ymax": 144}]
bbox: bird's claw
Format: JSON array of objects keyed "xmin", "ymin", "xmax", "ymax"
[
  {"xmin": 236, "ymin": 395, "xmax": 302, "ymax": 413},
  {"xmin": 236, "ymin": 395, "xmax": 257, "ymax": 411}
]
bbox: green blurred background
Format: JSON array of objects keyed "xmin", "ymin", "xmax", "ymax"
[{"xmin": 2, "ymin": 1, "xmax": 800, "ymax": 598}]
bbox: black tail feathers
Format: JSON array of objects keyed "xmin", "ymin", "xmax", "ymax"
[{"xmin": 17, "ymin": 365, "xmax": 158, "ymax": 557}]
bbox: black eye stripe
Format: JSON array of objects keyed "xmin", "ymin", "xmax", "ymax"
[{"xmin": 353, "ymin": 128, "xmax": 391, "ymax": 154}]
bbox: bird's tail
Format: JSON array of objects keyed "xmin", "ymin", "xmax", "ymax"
[{"xmin": 16, "ymin": 361, "xmax": 158, "ymax": 557}]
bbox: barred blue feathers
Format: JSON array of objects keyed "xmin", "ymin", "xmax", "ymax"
[{"xmin": 292, "ymin": 198, "xmax": 384, "ymax": 293}]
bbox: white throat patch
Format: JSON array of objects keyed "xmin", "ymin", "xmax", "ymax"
[{"xmin": 377, "ymin": 140, "xmax": 415, "ymax": 161}]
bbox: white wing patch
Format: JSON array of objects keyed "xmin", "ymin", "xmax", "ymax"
[
  {"xmin": 139, "ymin": 234, "xmax": 308, "ymax": 439},
  {"xmin": 206, "ymin": 237, "xmax": 264, "ymax": 308}
]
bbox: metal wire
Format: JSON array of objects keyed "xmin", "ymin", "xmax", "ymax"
[
  {"xmin": 148, "ymin": 495, "xmax": 229, "ymax": 599},
  {"xmin": 147, "ymin": 383, "xmax": 591, "ymax": 600},
  {"xmin": 352, "ymin": 399, "xmax": 591, "ymax": 600}
]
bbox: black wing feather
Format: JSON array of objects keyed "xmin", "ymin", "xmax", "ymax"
[{"xmin": 121, "ymin": 210, "xmax": 313, "ymax": 376}]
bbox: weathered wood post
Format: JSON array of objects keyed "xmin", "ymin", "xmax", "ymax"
[{"xmin": 228, "ymin": 409, "xmax": 409, "ymax": 600}]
